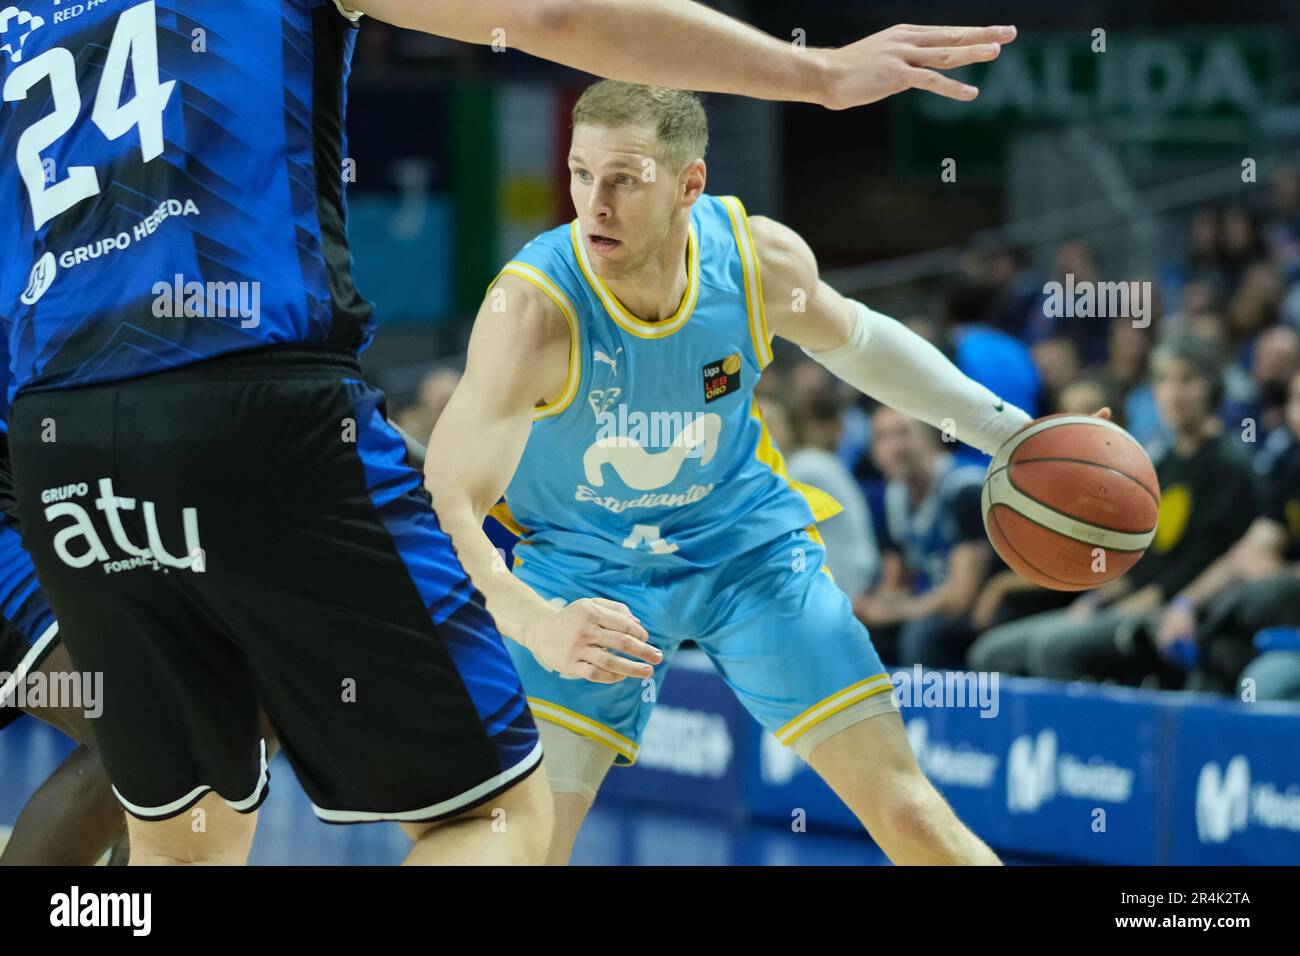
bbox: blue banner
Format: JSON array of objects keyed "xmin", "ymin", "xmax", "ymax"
[{"xmin": 1167, "ymin": 697, "xmax": 1300, "ymax": 864}]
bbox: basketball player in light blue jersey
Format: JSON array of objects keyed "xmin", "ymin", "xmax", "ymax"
[{"xmin": 427, "ymin": 82, "xmax": 1041, "ymax": 865}]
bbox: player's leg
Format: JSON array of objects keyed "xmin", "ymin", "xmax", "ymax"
[
  {"xmin": 698, "ymin": 527, "xmax": 999, "ymax": 865},
  {"xmin": 530, "ymin": 721, "xmax": 616, "ymax": 865},
  {"xmin": 504, "ymin": 558, "xmax": 663, "ymax": 864},
  {"xmin": 398, "ymin": 766, "xmax": 555, "ymax": 865},
  {"xmin": 801, "ymin": 709, "xmax": 1000, "ymax": 865},
  {"xmin": 126, "ymin": 792, "xmax": 258, "ymax": 866},
  {"xmin": 0, "ymin": 505, "xmax": 126, "ymax": 864},
  {"xmin": 2, "ymin": 746, "xmax": 122, "ymax": 866},
  {"xmin": 191, "ymin": 370, "xmax": 554, "ymax": 862},
  {"xmin": 2, "ymin": 645, "xmax": 126, "ymax": 866},
  {"xmin": 9, "ymin": 384, "xmax": 272, "ymax": 866}
]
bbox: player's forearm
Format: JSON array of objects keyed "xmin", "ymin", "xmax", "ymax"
[
  {"xmin": 357, "ymin": 0, "xmax": 829, "ymax": 105},
  {"xmin": 423, "ymin": 400, "xmax": 554, "ymax": 649},
  {"xmin": 512, "ymin": 0, "xmax": 829, "ymax": 105},
  {"xmin": 802, "ymin": 300, "xmax": 1033, "ymax": 456},
  {"xmin": 432, "ymin": 502, "xmax": 553, "ymax": 649}
]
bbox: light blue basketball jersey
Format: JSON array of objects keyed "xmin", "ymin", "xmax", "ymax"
[{"xmin": 493, "ymin": 194, "xmax": 840, "ymax": 571}]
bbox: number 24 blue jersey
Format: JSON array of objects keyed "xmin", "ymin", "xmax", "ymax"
[{"xmin": 0, "ymin": 0, "xmax": 370, "ymax": 400}]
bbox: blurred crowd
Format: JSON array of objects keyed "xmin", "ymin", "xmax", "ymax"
[{"xmin": 395, "ymin": 164, "xmax": 1300, "ymax": 705}]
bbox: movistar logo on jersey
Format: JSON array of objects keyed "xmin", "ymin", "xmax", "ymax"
[
  {"xmin": 0, "ymin": 6, "xmax": 45, "ymax": 63},
  {"xmin": 587, "ymin": 407, "xmax": 721, "ymax": 491}
]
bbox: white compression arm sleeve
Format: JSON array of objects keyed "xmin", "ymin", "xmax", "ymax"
[{"xmin": 802, "ymin": 300, "xmax": 1033, "ymax": 456}]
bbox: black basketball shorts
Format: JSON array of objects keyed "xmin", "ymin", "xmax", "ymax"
[{"xmin": 7, "ymin": 345, "xmax": 540, "ymax": 823}]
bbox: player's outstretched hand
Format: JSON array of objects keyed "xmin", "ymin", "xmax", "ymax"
[
  {"xmin": 821, "ymin": 24, "xmax": 1016, "ymax": 109},
  {"xmin": 526, "ymin": 597, "xmax": 662, "ymax": 684}
]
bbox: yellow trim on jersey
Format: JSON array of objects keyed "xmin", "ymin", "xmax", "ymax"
[
  {"xmin": 750, "ymin": 398, "xmax": 844, "ymax": 523},
  {"xmin": 804, "ymin": 524, "xmax": 835, "ymax": 581},
  {"xmin": 493, "ymin": 261, "xmax": 582, "ymax": 421},
  {"xmin": 720, "ymin": 195, "xmax": 774, "ymax": 369},
  {"xmin": 488, "ymin": 499, "xmax": 530, "ymax": 537},
  {"xmin": 774, "ymin": 673, "xmax": 895, "ymax": 746},
  {"xmin": 527, "ymin": 697, "xmax": 640, "ymax": 764},
  {"xmin": 569, "ymin": 220, "xmax": 700, "ymax": 339}
]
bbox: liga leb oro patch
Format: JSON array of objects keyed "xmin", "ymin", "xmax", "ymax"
[{"xmin": 703, "ymin": 352, "xmax": 742, "ymax": 403}]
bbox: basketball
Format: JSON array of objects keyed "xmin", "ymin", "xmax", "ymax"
[{"xmin": 981, "ymin": 415, "xmax": 1161, "ymax": 591}]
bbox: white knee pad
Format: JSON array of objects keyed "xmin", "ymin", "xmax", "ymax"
[
  {"xmin": 791, "ymin": 689, "xmax": 900, "ymax": 761},
  {"xmin": 537, "ymin": 720, "xmax": 618, "ymax": 804}
]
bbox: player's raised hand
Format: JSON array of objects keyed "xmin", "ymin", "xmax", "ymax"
[
  {"xmin": 819, "ymin": 24, "xmax": 1017, "ymax": 109},
  {"xmin": 525, "ymin": 597, "xmax": 662, "ymax": 684}
]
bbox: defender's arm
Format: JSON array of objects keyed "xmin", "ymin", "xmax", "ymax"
[{"xmin": 346, "ymin": 1, "xmax": 1015, "ymax": 109}]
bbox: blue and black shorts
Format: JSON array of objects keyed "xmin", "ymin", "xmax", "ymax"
[{"xmin": 7, "ymin": 345, "xmax": 540, "ymax": 822}]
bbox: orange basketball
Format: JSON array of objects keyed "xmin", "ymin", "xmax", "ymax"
[{"xmin": 981, "ymin": 415, "xmax": 1161, "ymax": 591}]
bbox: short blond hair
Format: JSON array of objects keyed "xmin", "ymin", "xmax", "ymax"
[{"xmin": 572, "ymin": 81, "xmax": 708, "ymax": 175}]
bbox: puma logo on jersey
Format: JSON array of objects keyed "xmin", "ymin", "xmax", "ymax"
[
  {"xmin": 593, "ymin": 347, "xmax": 623, "ymax": 375},
  {"xmin": 0, "ymin": 7, "xmax": 45, "ymax": 64},
  {"xmin": 584, "ymin": 412, "xmax": 722, "ymax": 491}
]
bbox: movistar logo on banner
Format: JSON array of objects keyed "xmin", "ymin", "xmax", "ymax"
[
  {"xmin": 1197, "ymin": 757, "xmax": 1300, "ymax": 845},
  {"xmin": 1007, "ymin": 729, "xmax": 1135, "ymax": 813}
]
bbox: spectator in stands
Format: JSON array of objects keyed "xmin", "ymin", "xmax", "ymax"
[
  {"xmin": 1263, "ymin": 165, "xmax": 1300, "ymax": 283},
  {"xmin": 1250, "ymin": 324, "xmax": 1300, "ymax": 438},
  {"xmin": 1239, "ymin": 638, "xmax": 1300, "ymax": 702},
  {"xmin": 1058, "ymin": 376, "xmax": 1124, "ymax": 424},
  {"xmin": 854, "ymin": 407, "xmax": 992, "ymax": 669},
  {"xmin": 969, "ymin": 336, "xmax": 1257, "ymax": 685},
  {"xmin": 1218, "ymin": 205, "xmax": 1266, "ymax": 293},
  {"xmin": 761, "ymin": 390, "xmax": 880, "ymax": 600},
  {"xmin": 1225, "ymin": 262, "xmax": 1285, "ymax": 355},
  {"xmin": 1186, "ymin": 208, "xmax": 1224, "ymax": 289},
  {"xmin": 1031, "ymin": 336, "xmax": 1082, "ymax": 413},
  {"xmin": 394, "ymin": 366, "xmax": 461, "ymax": 441},
  {"xmin": 1105, "ymin": 320, "xmax": 1162, "ymax": 448},
  {"xmin": 941, "ymin": 277, "xmax": 1042, "ymax": 465},
  {"xmin": 971, "ymin": 243, "xmax": 1042, "ymax": 339},
  {"xmin": 1027, "ymin": 240, "xmax": 1110, "ymax": 365},
  {"xmin": 1153, "ymin": 368, "xmax": 1300, "ymax": 696},
  {"xmin": 1163, "ymin": 276, "xmax": 1220, "ymax": 338}
]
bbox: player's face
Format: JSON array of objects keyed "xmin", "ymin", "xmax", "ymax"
[
  {"xmin": 1152, "ymin": 357, "xmax": 1213, "ymax": 431},
  {"xmin": 568, "ymin": 124, "xmax": 682, "ymax": 279}
]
